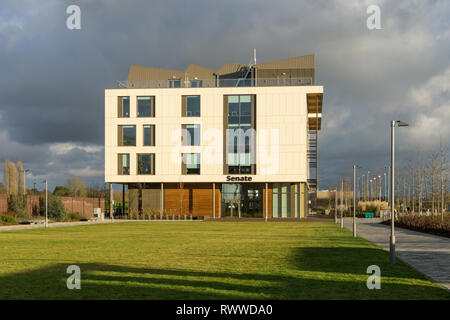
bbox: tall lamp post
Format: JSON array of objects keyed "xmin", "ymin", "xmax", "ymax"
[
  {"xmin": 340, "ymin": 178, "xmax": 344, "ymax": 229},
  {"xmin": 361, "ymin": 174, "xmax": 365, "ymax": 201},
  {"xmin": 353, "ymin": 165, "xmax": 361, "ymax": 237},
  {"xmin": 390, "ymin": 120, "xmax": 409, "ymax": 264},
  {"xmin": 42, "ymin": 180, "xmax": 48, "ymax": 228},
  {"xmin": 334, "ymin": 186, "xmax": 338, "ymax": 224}
]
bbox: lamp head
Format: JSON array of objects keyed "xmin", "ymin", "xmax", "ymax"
[{"xmin": 396, "ymin": 120, "xmax": 409, "ymax": 127}]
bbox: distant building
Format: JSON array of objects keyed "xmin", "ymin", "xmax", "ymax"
[{"xmin": 105, "ymin": 54, "xmax": 323, "ymax": 218}]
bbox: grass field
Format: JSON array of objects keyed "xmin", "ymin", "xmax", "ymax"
[{"xmin": 0, "ymin": 221, "xmax": 448, "ymax": 300}]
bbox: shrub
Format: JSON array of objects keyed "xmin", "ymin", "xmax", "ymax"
[
  {"xmin": 39, "ymin": 194, "xmax": 66, "ymax": 222},
  {"xmin": 8, "ymin": 195, "xmax": 29, "ymax": 220},
  {"xmin": 0, "ymin": 214, "xmax": 16, "ymax": 224},
  {"xmin": 66, "ymin": 212, "xmax": 84, "ymax": 221}
]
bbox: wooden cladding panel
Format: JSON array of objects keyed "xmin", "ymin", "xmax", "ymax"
[
  {"xmin": 164, "ymin": 183, "xmax": 219, "ymax": 217},
  {"xmin": 262, "ymin": 184, "xmax": 273, "ymax": 218}
]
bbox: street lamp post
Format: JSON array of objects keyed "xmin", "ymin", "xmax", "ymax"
[
  {"xmin": 334, "ymin": 186, "xmax": 338, "ymax": 224},
  {"xmin": 367, "ymin": 171, "xmax": 370, "ymax": 201},
  {"xmin": 43, "ymin": 180, "xmax": 48, "ymax": 228},
  {"xmin": 340, "ymin": 178, "xmax": 344, "ymax": 229},
  {"xmin": 390, "ymin": 120, "xmax": 409, "ymax": 264},
  {"xmin": 353, "ymin": 165, "xmax": 360, "ymax": 237},
  {"xmin": 378, "ymin": 175, "xmax": 382, "ymax": 201},
  {"xmin": 361, "ymin": 174, "xmax": 365, "ymax": 200}
]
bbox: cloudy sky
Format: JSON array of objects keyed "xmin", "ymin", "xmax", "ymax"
[{"xmin": 0, "ymin": 0, "xmax": 448, "ymax": 191}]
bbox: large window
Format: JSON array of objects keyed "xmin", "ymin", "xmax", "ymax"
[
  {"xmin": 182, "ymin": 95, "xmax": 200, "ymax": 117},
  {"xmin": 137, "ymin": 153, "xmax": 155, "ymax": 175},
  {"xmin": 182, "ymin": 124, "xmax": 200, "ymax": 146},
  {"xmin": 137, "ymin": 96, "xmax": 155, "ymax": 117},
  {"xmin": 118, "ymin": 154, "xmax": 130, "ymax": 175},
  {"xmin": 169, "ymin": 79, "xmax": 180, "ymax": 88},
  {"xmin": 225, "ymin": 95, "xmax": 255, "ymax": 174},
  {"xmin": 143, "ymin": 125, "xmax": 155, "ymax": 146},
  {"xmin": 118, "ymin": 125, "xmax": 136, "ymax": 146},
  {"xmin": 182, "ymin": 153, "xmax": 200, "ymax": 175},
  {"xmin": 190, "ymin": 80, "xmax": 202, "ymax": 88},
  {"xmin": 118, "ymin": 96, "xmax": 130, "ymax": 117},
  {"xmin": 272, "ymin": 183, "xmax": 300, "ymax": 218}
]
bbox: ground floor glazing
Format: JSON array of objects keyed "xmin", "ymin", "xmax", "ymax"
[{"xmin": 126, "ymin": 182, "xmax": 308, "ymax": 218}]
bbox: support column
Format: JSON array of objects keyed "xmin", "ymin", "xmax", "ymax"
[
  {"xmin": 122, "ymin": 184, "xmax": 125, "ymax": 216},
  {"xmin": 160, "ymin": 183, "xmax": 164, "ymax": 218},
  {"xmin": 213, "ymin": 183, "xmax": 216, "ymax": 219},
  {"xmin": 265, "ymin": 183, "xmax": 268, "ymax": 222},
  {"xmin": 109, "ymin": 183, "xmax": 113, "ymax": 220}
]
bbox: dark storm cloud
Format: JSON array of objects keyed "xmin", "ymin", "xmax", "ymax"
[{"xmin": 0, "ymin": 0, "xmax": 448, "ymax": 190}]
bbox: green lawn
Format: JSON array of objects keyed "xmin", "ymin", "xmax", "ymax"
[{"xmin": 0, "ymin": 221, "xmax": 448, "ymax": 299}]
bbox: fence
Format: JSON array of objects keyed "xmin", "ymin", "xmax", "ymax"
[
  {"xmin": 59, "ymin": 197, "xmax": 105, "ymax": 218},
  {"xmin": 0, "ymin": 195, "xmax": 104, "ymax": 218}
]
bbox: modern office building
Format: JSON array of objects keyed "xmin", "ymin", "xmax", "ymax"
[{"xmin": 105, "ymin": 54, "xmax": 323, "ymax": 219}]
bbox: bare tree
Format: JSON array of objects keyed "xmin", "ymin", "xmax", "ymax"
[
  {"xmin": 16, "ymin": 161, "xmax": 26, "ymax": 195},
  {"xmin": 8, "ymin": 161, "xmax": 18, "ymax": 196},
  {"xmin": 65, "ymin": 176, "xmax": 87, "ymax": 197},
  {"xmin": 3, "ymin": 160, "xmax": 10, "ymax": 195}
]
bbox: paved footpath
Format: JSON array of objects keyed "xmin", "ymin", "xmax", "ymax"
[{"xmin": 342, "ymin": 217, "xmax": 450, "ymax": 291}]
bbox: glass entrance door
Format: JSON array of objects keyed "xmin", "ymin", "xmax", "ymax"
[{"xmin": 223, "ymin": 199, "xmax": 240, "ymax": 217}]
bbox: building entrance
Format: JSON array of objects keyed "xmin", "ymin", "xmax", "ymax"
[{"xmin": 221, "ymin": 183, "xmax": 263, "ymax": 218}]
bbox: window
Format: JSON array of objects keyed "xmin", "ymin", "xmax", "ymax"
[
  {"xmin": 182, "ymin": 153, "xmax": 200, "ymax": 175},
  {"xmin": 118, "ymin": 96, "xmax": 130, "ymax": 117},
  {"xmin": 182, "ymin": 95, "xmax": 200, "ymax": 117},
  {"xmin": 137, "ymin": 96, "xmax": 155, "ymax": 117},
  {"xmin": 225, "ymin": 95, "xmax": 255, "ymax": 174},
  {"xmin": 118, "ymin": 125, "xmax": 136, "ymax": 146},
  {"xmin": 272, "ymin": 183, "xmax": 299, "ymax": 218},
  {"xmin": 143, "ymin": 125, "xmax": 155, "ymax": 146},
  {"xmin": 169, "ymin": 79, "xmax": 181, "ymax": 88},
  {"xmin": 191, "ymin": 80, "xmax": 202, "ymax": 88},
  {"xmin": 182, "ymin": 124, "xmax": 200, "ymax": 146},
  {"xmin": 118, "ymin": 154, "xmax": 130, "ymax": 175},
  {"xmin": 137, "ymin": 153, "xmax": 155, "ymax": 175}
]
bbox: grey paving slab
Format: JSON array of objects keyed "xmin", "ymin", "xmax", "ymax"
[{"xmin": 342, "ymin": 217, "xmax": 450, "ymax": 291}]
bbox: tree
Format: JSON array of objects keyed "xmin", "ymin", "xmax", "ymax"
[
  {"xmin": 8, "ymin": 161, "xmax": 18, "ymax": 196},
  {"xmin": 17, "ymin": 161, "xmax": 25, "ymax": 195},
  {"xmin": 53, "ymin": 186, "xmax": 72, "ymax": 197},
  {"xmin": 3, "ymin": 160, "xmax": 10, "ymax": 195},
  {"xmin": 65, "ymin": 176, "xmax": 87, "ymax": 197},
  {"xmin": 40, "ymin": 194, "xmax": 66, "ymax": 221}
]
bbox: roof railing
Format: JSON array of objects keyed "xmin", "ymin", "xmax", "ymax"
[{"xmin": 114, "ymin": 77, "xmax": 313, "ymax": 88}]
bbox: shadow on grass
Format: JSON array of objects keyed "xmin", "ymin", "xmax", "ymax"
[{"xmin": 1, "ymin": 247, "xmax": 449, "ymax": 300}]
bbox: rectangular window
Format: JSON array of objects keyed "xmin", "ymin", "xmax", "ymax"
[
  {"xmin": 118, "ymin": 125, "xmax": 136, "ymax": 146},
  {"xmin": 118, "ymin": 96, "xmax": 130, "ymax": 117},
  {"xmin": 169, "ymin": 79, "xmax": 181, "ymax": 88},
  {"xmin": 137, "ymin": 153, "xmax": 155, "ymax": 175},
  {"xmin": 191, "ymin": 80, "xmax": 202, "ymax": 88},
  {"xmin": 182, "ymin": 95, "xmax": 200, "ymax": 117},
  {"xmin": 225, "ymin": 95, "xmax": 255, "ymax": 174},
  {"xmin": 143, "ymin": 125, "xmax": 155, "ymax": 146},
  {"xmin": 182, "ymin": 124, "xmax": 200, "ymax": 146},
  {"xmin": 182, "ymin": 153, "xmax": 200, "ymax": 175},
  {"xmin": 272, "ymin": 183, "xmax": 299, "ymax": 218},
  {"xmin": 118, "ymin": 154, "xmax": 130, "ymax": 175},
  {"xmin": 137, "ymin": 96, "xmax": 155, "ymax": 117}
]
